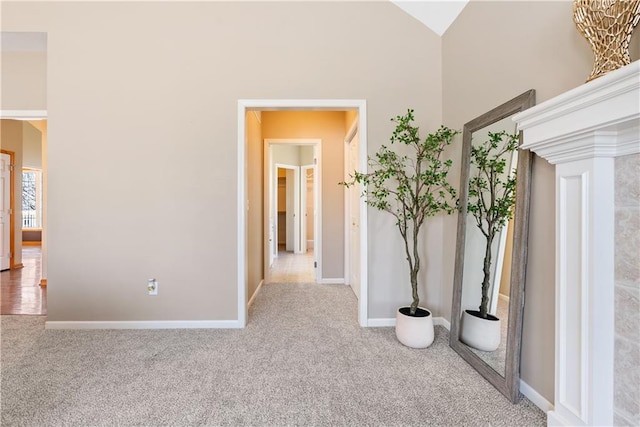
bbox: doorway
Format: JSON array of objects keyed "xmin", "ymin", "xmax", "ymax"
[
  {"xmin": 237, "ymin": 99, "xmax": 368, "ymax": 328},
  {"xmin": 266, "ymin": 140, "xmax": 320, "ymax": 284},
  {"xmin": 0, "ymin": 113, "xmax": 48, "ymax": 316}
]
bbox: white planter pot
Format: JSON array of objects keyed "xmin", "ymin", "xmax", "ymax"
[
  {"xmin": 460, "ymin": 309, "xmax": 501, "ymax": 352},
  {"xmin": 395, "ymin": 306, "xmax": 434, "ymax": 349}
]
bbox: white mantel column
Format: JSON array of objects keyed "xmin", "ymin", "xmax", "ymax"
[{"xmin": 513, "ymin": 61, "xmax": 640, "ymax": 427}]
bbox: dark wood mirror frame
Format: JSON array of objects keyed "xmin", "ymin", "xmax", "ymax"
[{"xmin": 450, "ymin": 89, "xmax": 536, "ymax": 403}]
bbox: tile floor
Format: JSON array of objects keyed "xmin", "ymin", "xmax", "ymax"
[
  {"xmin": 268, "ymin": 249, "xmax": 315, "ymax": 283},
  {"xmin": 0, "ymin": 246, "xmax": 46, "ymax": 315}
]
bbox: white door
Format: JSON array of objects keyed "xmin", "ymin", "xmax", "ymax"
[
  {"xmin": 348, "ymin": 132, "xmax": 360, "ymax": 299},
  {"xmin": 269, "ymin": 160, "xmax": 278, "ymax": 267},
  {"xmin": 300, "ymin": 165, "xmax": 314, "ymax": 254},
  {"xmin": 268, "ymin": 164, "xmax": 275, "ymax": 267},
  {"xmin": 0, "ymin": 153, "xmax": 11, "ymax": 271},
  {"xmin": 285, "ymin": 169, "xmax": 295, "ymax": 252}
]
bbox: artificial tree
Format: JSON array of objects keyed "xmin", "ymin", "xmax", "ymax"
[
  {"xmin": 467, "ymin": 130, "xmax": 519, "ymax": 319},
  {"xmin": 342, "ymin": 110, "xmax": 458, "ymax": 316}
]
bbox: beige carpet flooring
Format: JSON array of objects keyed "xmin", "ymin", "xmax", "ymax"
[{"xmin": 1, "ymin": 283, "xmax": 545, "ymax": 426}]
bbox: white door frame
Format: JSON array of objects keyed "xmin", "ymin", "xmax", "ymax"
[
  {"xmin": 238, "ymin": 99, "xmax": 368, "ymax": 327},
  {"xmin": 0, "ymin": 151, "xmax": 14, "ymax": 271}
]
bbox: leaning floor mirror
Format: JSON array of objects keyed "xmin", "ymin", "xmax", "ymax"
[{"xmin": 450, "ymin": 90, "xmax": 535, "ymax": 403}]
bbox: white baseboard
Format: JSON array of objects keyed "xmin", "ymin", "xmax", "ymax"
[
  {"xmin": 367, "ymin": 318, "xmax": 396, "ymax": 327},
  {"xmin": 499, "ymin": 293, "xmax": 510, "ymax": 303},
  {"xmin": 520, "ymin": 379, "xmax": 554, "ymax": 413},
  {"xmin": 45, "ymin": 320, "xmax": 244, "ymax": 330},
  {"xmin": 434, "ymin": 317, "xmax": 450, "ymax": 330},
  {"xmin": 366, "ymin": 316, "xmax": 449, "ymax": 329},
  {"xmin": 321, "ymin": 278, "xmax": 345, "ymax": 284},
  {"xmin": 248, "ymin": 280, "xmax": 264, "ymax": 308}
]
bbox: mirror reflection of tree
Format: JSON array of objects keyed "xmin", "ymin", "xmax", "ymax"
[
  {"xmin": 467, "ymin": 131, "xmax": 518, "ymax": 319},
  {"xmin": 450, "ymin": 89, "xmax": 535, "ymax": 403}
]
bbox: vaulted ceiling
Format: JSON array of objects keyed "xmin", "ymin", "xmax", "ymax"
[
  {"xmin": 0, "ymin": 1, "xmax": 469, "ymax": 51},
  {"xmin": 392, "ymin": 1, "xmax": 468, "ymax": 36}
]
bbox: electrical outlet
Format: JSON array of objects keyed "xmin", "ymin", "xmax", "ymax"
[{"xmin": 147, "ymin": 279, "xmax": 158, "ymax": 296}]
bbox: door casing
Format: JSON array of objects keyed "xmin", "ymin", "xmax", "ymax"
[
  {"xmin": 344, "ymin": 118, "xmax": 361, "ymax": 300},
  {"xmin": 0, "ymin": 150, "xmax": 15, "ymax": 270},
  {"xmin": 238, "ymin": 99, "xmax": 368, "ymax": 328}
]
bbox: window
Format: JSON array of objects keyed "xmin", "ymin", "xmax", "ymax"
[{"xmin": 22, "ymin": 169, "xmax": 42, "ymax": 229}]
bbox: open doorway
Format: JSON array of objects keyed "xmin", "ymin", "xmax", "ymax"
[
  {"xmin": 266, "ymin": 142, "xmax": 319, "ymax": 284},
  {"xmin": 0, "ymin": 115, "xmax": 48, "ymax": 315},
  {"xmin": 238, "ymin": 100, "xmax": 368, "ymax": 328}
]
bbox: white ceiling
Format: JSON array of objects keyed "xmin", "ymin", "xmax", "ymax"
[
  {"xmin": 392, "ymin": 0, "xmax": 469, "ymax": 36},
  {"xmin": 0, "ymin": 2, "xmax": 467, "ymax": 52}
]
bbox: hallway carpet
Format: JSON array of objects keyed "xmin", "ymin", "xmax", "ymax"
[{"xmin": 1, "ymin": 283, "xmax": 545, "ymax": 426}]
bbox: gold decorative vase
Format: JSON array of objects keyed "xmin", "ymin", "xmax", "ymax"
[{"xmin": 573, "ymin": 0, "xmax": 640, "ymax": 82}]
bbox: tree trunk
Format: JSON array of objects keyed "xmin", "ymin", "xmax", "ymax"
[
  {"xmin": 409, "ymin": 218, "xmax": 421, "ymax": 315},
  {"xmin": 479, "ymin": 232, "xmax": 494, "ymax": 318},
  {"xmin": 410, "ymin": 267, "xmax": 419, "ymax": 315}
]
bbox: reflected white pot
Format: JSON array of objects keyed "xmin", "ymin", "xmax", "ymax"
[
  {"xmin": 395, "ymin": 306, "xmax": 434, "ymax": 349},
  {"xmin": 460, "ymin": 309, "xmax": 501, "ymax": 352}
]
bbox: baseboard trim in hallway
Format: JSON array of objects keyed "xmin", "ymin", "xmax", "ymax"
[
  {"xmin": 320, "ymin": 278, "xmax": 345, "ymax": 284},
  {"xmin": 248, "ymin": 280, "xmax": 264, "ymax": 307},
  {"xmin": 45, "ymin": 320, "xmax": 244, "ymax": 330}
]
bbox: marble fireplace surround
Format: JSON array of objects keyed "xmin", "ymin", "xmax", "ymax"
[{"xmin": 513, "ymin": 61, "xmax": 639, "ymax": 426}]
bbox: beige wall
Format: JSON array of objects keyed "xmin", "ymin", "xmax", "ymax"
[
  {"xmin": 262, "ymin": 111, "xmax": 347, "ymax": 280},
  {"xmin": 22, "ymin": 122, "xmax": 42, "ymax": 169},
  {"xmin": 0, "ymin": 51, "xmax": 47, "ymax": 110},
  {"xmin": 2, "ymin": 1, "xmax": 441, "ymax": 321},
  {"xmin": 0, "ymin": 119, "xmax": 24, "ymax": 266},
  {"xmin": 246, "ymin": 111, "xmax": 263, "ymax": 302},
  {"xmin": 344, "ymin": 110, "xmax": 358, "ymax": 133},
  {"xmin": 271, "ymin": 145, "xmax": 302, "ymax": 167},
  {"xmin": 442, "ymin": 0, "xmax": 640, "ymax": 403}
]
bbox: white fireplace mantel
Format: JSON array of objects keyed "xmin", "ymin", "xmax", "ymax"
[{"xmin": 513, "ymin": 60, "xmax": 639, "ymax": 427}]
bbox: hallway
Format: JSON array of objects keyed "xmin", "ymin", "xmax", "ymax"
[{"xmin": 0, "ymin": 246, "xmax": 46, "ymax": 315}]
